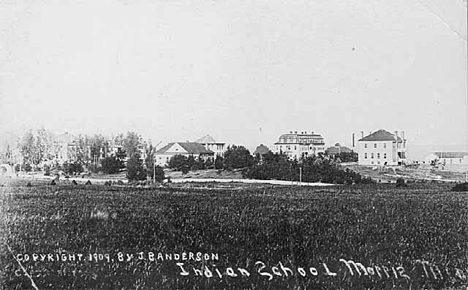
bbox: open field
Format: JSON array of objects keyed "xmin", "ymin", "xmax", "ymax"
[{"xmin": 0, "ymin": 179, "xmax": 467, "ymax": 290}]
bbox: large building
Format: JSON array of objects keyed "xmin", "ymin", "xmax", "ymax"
[
  {"xmin": 357, "ymin": 130, "xmax": 406, "ymax": 166},
  {"xmin": 195, "ymin": 135, "xmax": 225, "ymax": 158},
  {"xmin": 155, "ymin": 142, "xmax": 215, "ymax": 166},
  {"xmin": 273, "ymin": 131, "xmax": 325, "ymax": 160}
]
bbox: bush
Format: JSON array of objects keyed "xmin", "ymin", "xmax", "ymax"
[
  {"xmin": 223, "ymin": 145, "xmax": 253, "ymax": 170},
  {"xmin": 153, "ymin": 165, "xmax": 165, "ymax": 182},
  {"xmin": 63, "ymin": 162, "xmax": 84, "ymax": 176},
  {"xmin": 23, "ymin": 163, "xmax": 32, "ymax": 172},
  {"xmin": 396, "ymin": 178, "xmax": 407, "ymax": 187},
  {"xmin": 244, "ymin": 152, "xmax": 375, "ymax": 185},
  {"xmin": 126, "ymin": 153, "xmax": 147, "ymax": 181},
  {"xmin": 44, "ymin": 164, "xmax": 51, "ymax": 176},
  {"xmin": 101, "ymin": 156, "xmax": 124, "ymax": 174},
  {"xmin": 451, "ymin": 183, "xmax": 468, "ymax": 192}
]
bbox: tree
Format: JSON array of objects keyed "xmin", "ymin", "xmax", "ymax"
[
  {"xmin": 69, "ymin": 135, "xmax": 90, "ymax": 164},
  {"xmin": 144, "ymin": 142, "xmax": 156, "ymax": 179},
  {"xmin": 168, "ymin": 155, "xmax": 188, "ymax": 170},
  {"xmin": 20, "ymin": 130, "xmax": 36, "ymax": 165},
  {"xmin": 123, "ymin": 132, "xmax": 142, "ymax": 159},
  {"xmin": 101, "ymin": 156, "xmax": 124, "ymax": 174},
  {"xmin": 36, "ymin": 127, "xmax": 54, "ymax": 163},
  {"xmin": 153, "ymin": 165, "xmax": 165, "ymax": 182},
  {"xmin": 214, "ymin": 156, "xmax": 224, "ymax": 169},
  {"xmin": 126, "ymin": 153, "xmax": 147, "ymax": 181},
  {"xmin": 63, "ymin": 161, "xmax": 84, "ymax": 176},
  {"xmin": 223, "ymin": 145, "xmax": 254, "ymax": 170}
]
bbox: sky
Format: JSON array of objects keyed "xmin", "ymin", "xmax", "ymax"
[{"xmin": 0, "ymin": 0, "xmax": 467, "ymax": 156}]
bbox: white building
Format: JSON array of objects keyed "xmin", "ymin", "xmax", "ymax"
[
  {"xmin": 195, "ymin": 135, "xmax": 225, "ymax": 158},
  {"xmin": 357, "ymin": 130, "xmax": 407, "ymax": 166},
  {"xmin": 155, "ymin": 142, "xmax": 215, "ymax": 166},
  {"xmin": 424, "ymin": 152, "xmax": 468, "ymax": 165},
  {"xmin": 273, "ymin": 131, "xmax": 325, "ymax": 160}
]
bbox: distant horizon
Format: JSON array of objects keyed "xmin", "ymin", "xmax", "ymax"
[{"xmin": 1, "ymin": 127, "xmax": 467, "ymax": 162}]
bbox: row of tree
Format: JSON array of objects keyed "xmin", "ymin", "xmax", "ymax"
[
  {"xmin": 165, "ymin": 145, "xmax": 369, "ymax": 184},
  {"xmin": 244, "ymin": 152, "xmax": 373, "ymax": 184}
]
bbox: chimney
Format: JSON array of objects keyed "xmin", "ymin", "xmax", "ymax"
[
  {"xmin": 352, "ymin": 133, "xmax": 355, "ymax": 148},
  {"xmin": 361, "ymin": 131, "xmax": 364, "ymax": 138},
  {"xmin": 394, "ymin": 131, "xmax": 398, "ymax": 140},
  {"xmin": 401, "ymin": 131, "xmax": 405, "ymax": 141}
]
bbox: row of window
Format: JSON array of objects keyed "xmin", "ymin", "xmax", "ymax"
[
  {"xmin": 276, "ymin": 145, "xmax": 315, "ymax": 151},
  {"xmin": 364, "ymin": 143, "xmax": 387, "ymax": 149},
  {"xmin": 364, "ymin": 153, "xmax": 387, "ymax": 159}
]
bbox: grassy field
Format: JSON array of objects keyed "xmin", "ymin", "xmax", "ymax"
[{"xmin": 0, "ymin": 179, "xmax": 467, "ymax": 290}]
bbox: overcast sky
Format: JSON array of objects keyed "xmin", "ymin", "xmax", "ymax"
[{"xmin": 0, "ymin": 0, "xmax": 467, "ymax": 151}]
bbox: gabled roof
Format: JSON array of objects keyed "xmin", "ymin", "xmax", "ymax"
[
  {"xmin": 432, "ymin": 152, "xmax": 468, "ymax": 159},
  {"xmin": 196, "ymin": 135, "xmax": 224, "ymax": 144},
  {"xmin": 253, "ymin": 144, "xmax": 271, "ymax": 155},
  {"xmin": 156, "ymin": 142, "xmax": 214, "ymax": 154},
  {"xmin": 358, "ymin": 130, "xmax": 402, "ymax": 142},
  {"xmin": 54, "ymin": 132, "xmax": 76, "ymax": 144}
]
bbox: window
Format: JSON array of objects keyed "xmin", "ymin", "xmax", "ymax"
[
  {"xmin": 294, "ymin": 146, "xmax": 297, "ymax": 150},
  {"xmin": 371, "ymin": 161, "xmax": 374, "ymax": 164},
  {"xmin": 378, "ymin": 161, "xmax": 380, "ymax": 164},
  {"xmin": 384, "ymin": 143, "xmax": 387, "ymax": 149},
  {"xmin": 374, "ymin": 143, "xmax": 377, "ymax": 148},
  {"xmin": 364, "ymin": 144, "xmax": 367, "ymax": 148},
  {"xmin": 377, "ymin": 153, "xmax": 380, "ymax": 159},
  {"xmin": 364, "ymin": 153, "xmax": 367, "ymax": 159},
  {"xmin": 384, "ymin": 153, "xmax": 387, "ymax": 159},
  {"xmin": 371, "ymin": 153, "xmax": 374, "ymax": 159}
]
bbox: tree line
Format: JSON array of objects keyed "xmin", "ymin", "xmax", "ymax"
[{"xmin": 167, "ymin": 145, "xmax": 369, "ymax": 184}]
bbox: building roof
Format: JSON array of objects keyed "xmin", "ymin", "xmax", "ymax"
[
  {"xmin": 195, "ymin": 135, "xmax": 224, "ymax": 144},
  {"xmin": 431, "ymin": 152, "xmax": 468, "ymax": 159},
  {"xmin": 156, "ymin": 142, "xmax": 214, "ymax": 154},
  {"xmin": 358, "ymin": 130, "xmax": 403, "ymax": 142},
  {"xmin": 54, "ymin": 132, "xmax": 77, "ymax": 144},
  {"xmin": 253, "ymin": 144, "xmax": 271, "ymax": 155},
  {"xmin": 275, "ymin": 131, "xmax": 325, "ymax": 145},
  {"xmin": 325, "ymin": 144, "xmax": 353, "ymax": 155}
]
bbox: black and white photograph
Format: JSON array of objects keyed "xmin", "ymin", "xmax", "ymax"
[{"xmin": 0, "ymin": 0, "xmax": 467, "ymax": 289}]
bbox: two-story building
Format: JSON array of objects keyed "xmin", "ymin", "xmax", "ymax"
[
  {"xmin": 195, "ymin": 135, "xmax": 225, "ymax": 158},
  {"xmin": 273, "ymin": 131, "xmax": 325, "ymax": 160},
  {"xmin": 155, "ymin": 142, "xmax": 215, "ymax": 166},
  {"xmin": 357, "ymin": 130, "xmax": 406, "ymax": 166}
]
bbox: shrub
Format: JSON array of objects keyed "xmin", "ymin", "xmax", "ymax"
[
  {"xmin": 153, "ymin": 165, "xmax": 165, "ymax": 182},
  {"xmin": 101, "ymin": 156, "xmax": 124, "ymax": 174},
  {"xmin": 126, "ymin": 153, "xmax": 147, "ymax": 181},
  {"xmin": 451, "ymin": 183, "xmax": 468, "ymax": 192},
  {"xmin": 43, "ymin": 164, "xmax": 51, "ymax": 176},
  {"xmin": 23, "ymin": 163, "xmax": 32, "ymax": 172},
  {"xmin": 396, "ymin": 178, "xmax": 407, "ymax": 187}
]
